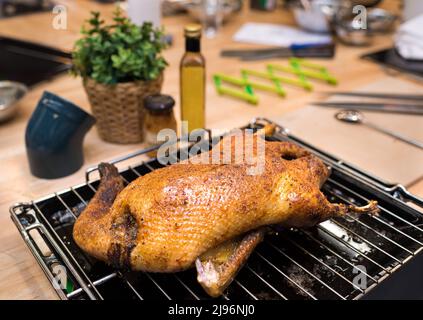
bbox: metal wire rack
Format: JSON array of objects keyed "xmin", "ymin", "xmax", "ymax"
[{"xmin": 10, "ymin": 118, "xmax": 423, "ymax": 300}]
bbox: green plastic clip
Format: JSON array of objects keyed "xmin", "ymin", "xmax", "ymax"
[
  {"xmin": 241, "ymin": 69, "xmax": 286, "ymax": 97},
  {"xmin": 213, "ymin": 59, "xmax": 337, "ymax": 104},
  {"xmin": 213, "ymin": 74, "xmax": 259, "ymax": 105},
  {"xmin": 265, "ymin": 65, "xmax": 312, "ymax": 91},
  {"xmin": 269, "ymin": 58, "xmax": 338, "ymax": 86}
]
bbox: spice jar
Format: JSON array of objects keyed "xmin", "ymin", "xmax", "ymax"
[{"xmin": 143, "ymin": 94, "xmax": 177, "ymax": 157}]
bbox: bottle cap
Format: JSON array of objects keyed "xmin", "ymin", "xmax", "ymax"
[
  {"xmin": 144, "ymin": 94, "xmax": 175, "ymax": 113},
  {"xmin": 184, "ymin": 24, "xmax": 202, "ymax": 38}
]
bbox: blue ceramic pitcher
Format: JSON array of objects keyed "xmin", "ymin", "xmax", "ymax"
[{"xmin": 25, "ymin": 91, "xmax": 96, "ymax": 179}]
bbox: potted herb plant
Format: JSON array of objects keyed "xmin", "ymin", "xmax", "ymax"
[{"xmin": 72, "ymin": 10, "xmax": 168, "ymax": 144}]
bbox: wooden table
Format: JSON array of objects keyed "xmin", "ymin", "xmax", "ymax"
[{"xmin": 0, "ymin": 0, "xmax": 421, "ymax": 299}]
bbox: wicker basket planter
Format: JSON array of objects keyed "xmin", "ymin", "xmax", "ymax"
[{"xmin": 83, "ymin": 74, "xmax": 163, "ymax": 144}]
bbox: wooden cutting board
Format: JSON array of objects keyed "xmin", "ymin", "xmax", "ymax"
[{"xmin": 273, "ymin": 78, "xmax": 423, "ymax": 186}]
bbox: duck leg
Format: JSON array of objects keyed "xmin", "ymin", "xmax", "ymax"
[
  {"xmin": 73, "ymin": 163, "xmax": 125, "ymax": 262},
  {"xmin": 196, "ymin": 228, "xmax": 267, "ymax": 297}
]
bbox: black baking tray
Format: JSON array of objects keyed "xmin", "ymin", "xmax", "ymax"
[{"xmin": 0, "ymin": 36, "xmax": 72, "ymax": 87}]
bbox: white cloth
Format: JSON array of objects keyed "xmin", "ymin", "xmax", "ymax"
[
  {"xmin": 233, "ymin": 23, "xmax": 332, "ymax": 47},
  {"xmin": 395, "ymin": 14, "xmax": 423, "ymax": 60}
]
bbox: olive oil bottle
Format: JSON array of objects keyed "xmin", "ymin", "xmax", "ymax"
[{"xmin": 180, "ymin": 24, "xmax": 205, "ymax": 135}]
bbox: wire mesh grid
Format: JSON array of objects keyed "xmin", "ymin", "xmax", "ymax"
[{"xmin": 10, "ymin": 119, "xmax": 423, "ymax": 300}]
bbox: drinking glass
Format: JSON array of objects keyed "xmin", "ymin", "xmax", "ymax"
[{"xmin": 201, "ymin": 0, "xmax": 224, "ymax": 38}]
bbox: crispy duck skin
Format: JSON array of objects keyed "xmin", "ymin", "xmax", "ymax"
[{"xmin": 73, "ymin": 133, "xmax": 379, "ymax": 276}]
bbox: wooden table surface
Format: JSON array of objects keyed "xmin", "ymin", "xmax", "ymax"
[{"xmin": 0, "ymin": 0, "xmax": 422, "ymax": 300}]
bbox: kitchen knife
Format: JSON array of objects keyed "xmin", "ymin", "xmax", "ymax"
[{"xmin": 221, "ymin": 43, "xmax": 335, "ymax": 60}]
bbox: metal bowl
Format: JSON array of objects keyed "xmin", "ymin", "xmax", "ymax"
[
  {"xmin": 183, "ymin": 0, "xmax": 242, "ymax": 23},
  {"xmin": 0, "ymin": 81, "xmax": 28, "ymax": 123},
  {"xmin": 367, "ymin": 8, "xmax": 397, "ymax": 33},
  {"xmin": 335, "ymin": 24, "xmax": 372, "ymax": 46},
  {"xmin": 289, "ymin": 0, "xmax": 350, "ymax": 33},
  {"xmin": 334, "ymin": 7, "xmax": 373, "ymax": 46}
]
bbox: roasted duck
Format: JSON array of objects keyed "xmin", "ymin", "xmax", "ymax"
[{"xmin": 73, "ymin": 131, "xmax": 378, "ymax": 297}]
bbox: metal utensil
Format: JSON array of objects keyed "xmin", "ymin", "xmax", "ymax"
[
  {"xmin": 335, "ymin": 110, "xmax": 423, "ymax": 150},
  {"xmin": 322, "ymin": 91, "xmax": 423, "ymax": 101},
  {"xmin": 315, "ymin": 101, "xmax": 423, "ymax": 115},
  {"xmin": 0, "ymin": 81, "xmax": 28, "ymax": 122}
]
